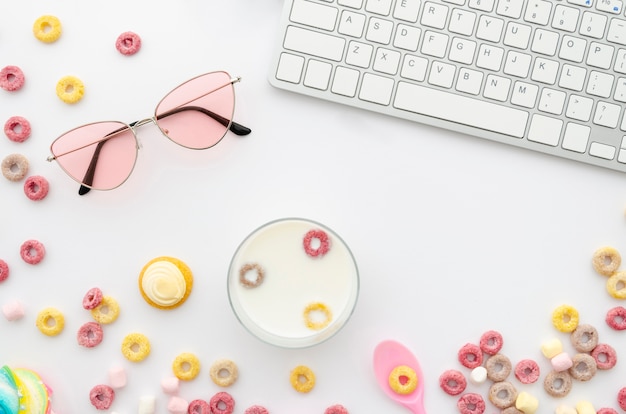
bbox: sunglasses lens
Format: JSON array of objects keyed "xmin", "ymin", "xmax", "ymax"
[
  {"xmin": 155, "ymin": 71, "xmax": 235, "ymax": 149},
  {"xmin": 50, "ymin": 121, "xmax": 137, "ymax": 190}
]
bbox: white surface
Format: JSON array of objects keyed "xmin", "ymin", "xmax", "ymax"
[{"xmin": 0, "ymin": 1, "xmax": 625, "ymax": 413}]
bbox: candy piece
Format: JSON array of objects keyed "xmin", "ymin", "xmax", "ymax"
[
  {"xmin": 82, "ymin": 287, "xmax": 103, "ymax": 310},
  {"xmin": 457, "ymin": 393, "xmax": 485, "ymax": 414},
  {"xmin": 485, "ymin": 353, "xmax": 512, "ymax": 382},
  {"xmin": 620, "ymin": 387, "xmax": 626, "ymax": 411},
  {"xmin": 239, "ymin": 263, "xmax": 265, "ymax": 288},
  {"xmin": 0, "ymin": 366, "xmax": 20, "ymax": 414},
  {"xmin": 570, "ymin": 324, "xmax": 599, "ymax": 353},
  {"xmin": 591, "ymin": 343, "xmax": 617, "ymax": 370},
  {"xmin": 138, "ymin": 256, "xmax": 193, "ymax": 309},
  {"xmin": 161, "ymin": 376, "xmax": 179, "ymax": 394},
  {"xmin": 303, "ymin": 229, "xmax": 331, "ymax": 257},
  {"xmin": 4, "ymin": 116, "xmax": 31, "ymax": 142},
  {"xmin": 116, "ymin": 31, "xmax": 142, "ymax": 55},
  {"xmin": 515, "ymin": 391, "xmax": 538, "ymax": 414},
  {"xmin": 469, "ymin": 366, "xmax": 487, "ymax": 385},
  {"xmin": 0, "ymin": 66, "xmax": 25, "ymax": 92},
  {"xmin": 13, "ymin": 367, "xmax": 52, "ymax": 414},
  {"xmin": 56, "ymin": 75, "xmax": 84, "ymax": 104},
  {"xmin": 592, "ymin": 246, "xmax": 621, "ymax": 276},
  {"xmin": 555, "ymin": 404, "xmax": 577, "ymax": 414},
  {"xmin": 514, "ymin": 359, "xmax": 540, "ymax": 384},
  {"xmin": 209, "ymin": 359, "xmax": 239, "ymax": 387},
  {"xmin": 139, "ymin": 395, "xmax": 156, "ymax": 414},
  {"xmin": 479, "ymin": 330, "xmax": 503, "ymax": 355},
  {"xmin": 388, "ymin": 365, "xmax": 417, "ymax": 395},
  {"xmin": 303, "ymin": 302, "xmax": 333, "ymax": 330},
  {"xmin": 290, "ymin": 365, "xmax": 315, "ymax": 393},
  {"xmin": 552, "ymin": 305, "xmax": 579, "ymax": 333},
  {"xmin": 77, "ymin": 321, "xmax": 104, "ymax": 348},
  {"xmin": 209, "ymin": 392, "xmax": 235, "ymax": 414},
  {"xmin": 36, "ymin": 307, "xmax": 64, "ymax": 336},
  {"xmin": 569, "ymin": 353, "xmax": 597, "ymax": 381},
  {"xmin": 576, "ymin": 401, "xmax": 596, "ymax": 414},
  {"xmin": 20, "ymin": 239, "xmax": 45, "ymax": 265},
  {"xmin": 439, "ymin": 369, "xmax": 467, "ymax": 395},
  {"xmin": 0, "ymin": 260, "xmax": 9, "ymax": 282},
  {"xmin": 23, "ymin": 176, "xmax": 49, "ymax": 201},
  {"xmin": 551, "ymin": 352, "xmax": 573, "ymax": 372},
  {"xmin": 606, "ymin": 271, "xmax": 626, "ymax": 299},
  {"xmin": 605, "ymin": 306, "xmax": 626, "ymax": 330},
  {"xmin": 458, "ymin": 343, "xmax": 483, "ymax": 369},
  {"xmin": 541, "ymin": 338, "xmax": 563, "ymax": 359},
  {"xmin": 167, "ymin": 396, "xmax": 188, "ymax": 414},
  {"xmin": 2, "ymin": 300, "xmax": 24, "ymax": 321},
  {"xmin": 489, "ymin": 381, "xmax": 517, "ymax": 410},
  {"xmin": 543, "ymin": 370, "xmax": 573, "ymax": 398},
  {"xmin": 324, "ymin": 405, "xmax": 348, "ymax": 414},
  {"xmin": 33, "ymin": 15, "xmax": 62, "ymax": 43},
  {"xmin": 1, "ymin": 153, "xmax": 28, "ymax": 182},
  {"xmin": 121, "ymin": 333, "xmax": 151, "ymax": 362},
  {"xmin": 89, "ymin": 384, "xmax": 115, "ymax": 410},
  {"xmin": 108, "ymin": 366, "xmax": 127, "ymax": 388},
  {"xmin": 188, "ymin": 399, "xmax": 211, "ymax": 414},
  {"xmin": 91, "ymin": 295, "xmax": 120, "ymax": 324},
  {"xmin": 172, "ymin": 352, "xmax": 200, "ymax": 381}
]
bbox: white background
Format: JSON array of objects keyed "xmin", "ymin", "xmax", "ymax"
[{"xmin": 1, "ymin": 1, "xmax": 625, "ymax": 413}]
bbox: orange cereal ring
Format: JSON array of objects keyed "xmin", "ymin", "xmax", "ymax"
[
  {"xmin": 36, "ymin": 307, "xmax": 65, "ymax": 336},
  {"xmin": 303, "ymin": 302, "xmax": 332, "ymax": 330},
  {"xmin": 56, "ymin": 75, "xmax": 84, "ymax": 104},
  {"xmin": 33, "ymin": 15, "xmax": 62, "ymax": 43},
  {"xmin": 90, "ymin": 295, "xmax": 120, "ymax": 324},
  {"xmin": 121, "ymin": 333, "xmax": 151, "ymax": 362},
  {"xmin": 592, "ymin": 246, "xmax": 621, "ymax": 276},
  {"xmin": 172, "ymin": 352, "xmax": 201, "ymax": 381},
  {"xmin": 290, "ymin": 365, "xmax": 315, "ymax": 393},
  {"xmin": 388, "ymin": 365, "xmax": 418, "ymax": 395},
  {"xmin": 552, "ymin": 304, "xmax": 579, "ymax": 333},
  {"xmin": 606, "ymin": 271, "xmax": 626, "ymax": 299}
]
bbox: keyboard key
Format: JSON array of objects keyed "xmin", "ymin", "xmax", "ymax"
[
  {"xmin": 290, "ymin": 0, "xmax": 339, "ymax": 31},
  {"xmin": 275, "ymin": 53, "xmax": 305, "ymax": 83},
  {"xmin": 365, "ymin": 0, "xmax": 393, "ymax": 15},
  {"xmin": 421, "ymin": 2, "xmax": 449, "ymax": 29},
  {"xmin": 331, "ymin": 66, "xmax": 360, "ymax": 97},
  {"xmin": 614, "ymin": 77, "xmax": 626, "ymax": 102},
  {"xmin": 538, "ymin": 88, "xmax": 566, "ymax": 115},
  {"xmin": 428, "ymin": 61, "xmax": 456, "ymax": 88},
  {"xmin": 449, "ymin": 37, "xmax": 477, "ymax": 64},
  {"xmin": 401, "ymin": 54, "xmax": 428, "ymax": 81},
  {"xmin": 421, "ymin": 31, "xmax": 449, "ymax": 57},
  {"xmin": 366, "ymin": 17, "xmax": 394, "ymax": 43},
  {"xmin": 528, "ymin": 114, "xmax": 563, "ymax": 146},
  {"xmin": 468, "ymin": 0, "xmax": 495, "ymax": 12},
  {"xmin": 476, "ymin": 44, "xmax": 504, "ymax": 70},
  {"xmin": 338, "ymin": 10, "xmax": 367, "ymax": 37},
  {"xmin": 496, "ymin": 0, "xmax": 524, "ymax": 18},
  {"xmin": 562, "ymin": 123, "xmax": 590, "ymax": 153},
  {"xmin": 608, "ymin": 19, "xmax": 626, "ymax": 45},
  {"xmin": 394, "ymin": 82, "xmax": 529, "ymax": 137},
  {"xmin": 393, "ymin": 24, "xmax": 421, "ymax": 51},
  {"xmin": 338, "ymin": 0, "xmax": 364, "ymax": 8},
  {"xmin": 456, "ymin": 68, "xmax": 484, "ymax": 95},
  {"xmin": 559, "ymin": 64, "xmax": 587, "ymax": 91},
  {"xmin": 552, "ymin": 5, "xmax": 580, "ymax": 32},
  {"xmin": 503, "ymin": 51, "xmax": 532, "ymax": 77},
  {"xmin": 483, "ymin": 74, "xmax": 511, "ymax": 101},
  {"xmin": 587, "ymin": 42, "xmax": 615, "ymax": 69},
  {"xmin": 373, "ymin": 48, "xmax": 401, "ymax": 74},
  {"xmin": 503, "ymin": 22, "xmax": 532, "ymax": 49},
  {"xmin": 593, "ymin": 101, "xmax": 621, "ymax": 128},
  {"xmin": 393, "ymin": 0, "xmax": 421, "ymax": 22},
  {"xmin": 615, "ymin": 49, "xmax": 626, "ymax": 73},
  {"xmin": 531, "ymin": 57, "xmax": 559, "ymax": 84},
  {"xmin": 579, "ymin": 11, "xmax": 607, "ymax": 39},
  {"xmin": 476, "ymin": 15, "xmax": 504, "ymax": 42},
  {"xmin": 304, "ymin": 59, "xmax": 333, "ymax": 90},
  {"xmin": 524, "ymin": 0, "xmax": 552, "ymax": 25},
  {"xmin": 566, "ymin": 95, "xmax": 594, "ymax": 121},
  {"xmin": 511, "ymin": 81, "xmax": 539, "ymax": 108},
  {"xmin": 284, "ymin": 26, "xmax": 345, "ymax": 61},
  {"xmin": 449, "ymin": 9, "xmax": 477, "ymax": 36},
  {"xmin": 558, "ymin": 35, "xmax": 587, "ymax": 62},
  {"xmin": 596, "ymin": 0, "xmax": 622, "ymax": 13},
  {"xmin": 531, "ymin": 29, "xmax": 559, "ymax": 55},
  {"xmin": 359, "ymin": 73, "xmax": 394, "ymax": 104},
  {"xmin": 587, "ymin": 70, "xmax": 615, "ymax": 98},
  {"xmin": 590, "ymin": 142, "xmax": 616, "ymax": 159},
  {"xmin": 346, "ymin": 40, "xmax": 374, "ymax": 67}
]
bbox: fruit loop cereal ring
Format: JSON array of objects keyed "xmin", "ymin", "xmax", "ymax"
[
  {"xmin": 568, "ymin": 353, "xmax": 597, "ymax": 381},
  {"xmin": 23, "ymin": 176, "xmax": 49, "ymax": 201},
  {"xmin": 20, "ymin": 239, "xmax": 45, "ymax": 265},
  {"xmin": 290, "ymin": 365, "xmax": 315, "ymax": 393},
  {"xmin": 172, "ymin": 352, "xmax": 200, "ymax": 381},
  {"xmin": 89, "ymin": 384, "xmax": 115, "ymax": 410},
  {"xmin": 0, "ymin": 66, "xmax": 25, "ymax": 92},
  {"xmin": 56, "ymin": 75, "xmax": 85, "ymax": 104},
  {"xmin": 115, "ymin": 31, "xmax": 142, "ymax": 55},
  {"xmin": 245, "ymin": 406, "xmax": 270, "ymax": 414},
  {"xmin": 33, "ymin": 15, "xmax": 62, "ymax": 43},
  {"xmin": 485, "ymin": 353, "xmax": 512, "ymax": 382},
  {"xmin": 303, "ymin": 302, "xmax": 333, "ymax": 330},
  {"xmin": 514, "ymin": 359, "xmax": 540, "ymax": 384},
  {"xmin": 2, "ymin": 153, "xmax": 29, "ymax": 182},
  {"xmin": 457, "ymin": 393, "xmax": 486, "ymax": 414},
  {"xmin": 121, "ymin": 333, "xmax": 150, "ymax": 362},
  {"xmin": 4, "ymin": 116, "xmax": 31, "ymax": 142},
  {"xmin": 91, "ymin": 295, "xmax": 120, "ymax": 324},
  {"xmin": 488, "ymin": 381, "xmax": 518, "ymax": 410},
  {"xmin": 188, "ymin": 399, "xmax": 211, "ymax": 414},
  {"xmin": 324, "ymin": 405, "xmax": 348, "ymax": 414},
  {"xmin": 606, "ymin": 271, "xmax": 626, "ymax": 299},
  {"xmin": 83, "ymin": 287, "xmax": 103, "ymax": 310},
  {"xmin": 388, "ymin": 365, "xmax": 418, "ymax": 395},
  {"xmin": 502, "ymin": 408, "xmax": 524, "ymax": 414},
  {"xmin": 0, "ymin": 260, "xmax": 9, "ymax": 283},
  {"xmin": 438, "ymin": 369, "xmax": 467, "ymax": 396},
  {"xmin": 209, "ymin": 392, "xmax": 235, "ymax": 414},
  {"xmin": 570, "ymin": 324, "xmax": 599, "ymax": 353},
  {"xmin": 606, "ymin": 306, "xmax": 626, "ymax": 330},
  {"xmin": 36, "ymin": 307, "xmax": 65, "ymax": 336},
  {"xmin": 619, "ymin": 387, "xmax": 626, "ymax": 411},
  {"xmin": 552, "ymin": 304, "xmax": 579, "ymax": 333},
  {"xmin": 592, "ymin": 246, "xmax": 621, "ymax": 276},
  {"xmin": 77, "ymin": 322, "xmax": 104, "ymax": 348},
  {"xmin": 457, "ymin": 343, "xmax": 483, "ymax": 369},
  {"xmin": 239, "ymin": 263, "xmax": 265, "ymax": 288},
  {"xmin": 591, "ymin": 343, "xmax": 617, "ymax": 370},
  {"xmin": 543, "ymin": 370, "xmax": 573, "ymax": 397},
  {"xmin": 209, "ymin": 359, "xmax": 239, "ymax": 387},
  {"xmin": 597, "ymin": 409, "xmax": 618, "ymax": 414},
  {"xmin": 479, "ymin": 330, "xmax": 503, "ymax": 355},
  {"xmin": 303, "ymin": 229, "xmax": 331, "ymax": 257}
]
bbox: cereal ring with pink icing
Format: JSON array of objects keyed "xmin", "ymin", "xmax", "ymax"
[
  {"xmin": 514, "ymin": 359, "xmax": 540, "ymax": 384},
  {"xmin": 479, "ymin": 330, "xmax": 503, "ymax": 355},
  {"xmin": 439, "ymin": 369, "xmax": 466, "ymax": 396},
  {"xmin": 77, "ymin": 322, "xmax": 104, "ymax": 348},
  {"xmin": 188, "ymin": 399, "xmax": 211, "ymax": 414},
  {"xmin": 0, "ymin": 66, "xmax": 25, "ymax": 92},
  {"xmin": 457, "ymin": 393, "xmax": 485, "ymax": 414},
  {"xmin": 115, "ymin": 31, "xmax": 142, "ymax": 55},
  {"xmin": 89, "ymin": 384, "xmax": 115, "ymax": 410},
  {"xmin": 458, "ymin": 343, "xmax": 483, "ymax": 369},
  {"xmin": 591, "ymin": 343, "xmax": 617, "ymax": 370},
  {"xmin": 244, "ymin": 407, "xmax": 269, "ymax": 414},
  {"xmin": 4, "ymin": 116, "xmax": 31, "ymax": 142},
  {"xmin": 20, "ymin": 239, "xmax": 45, "ymax": 264},
  {"xmin": 209, "ymin": 392, "xmax": 234, "ymax": 414},
  {"xmin": 24, "ymin": 176, "xmax": 49, "ymax": 201},
  {"xmin": 83, "ymin": 287, "xmax": 104, "ymax": 310},
  {"xmin": 619, "ymin": 387, "xmax": 626, "ymax": 411},
  {"xmin": 303, "ymin": 229, "xmax": 331, "ymax": 257},
  {"xmin": 597, "ymin": 409, "xmax": 618, "ymax": 414},
  {"xmin": 0, "ymin": 260, "xmax": 9, "ymax": 282},
  {"xmin": 606, "ymin": 306, "xmax": 626, "ymax": 330},
  {"xmin": 324, "ymin": 405, "xmax": 348, "ymax": 414}
]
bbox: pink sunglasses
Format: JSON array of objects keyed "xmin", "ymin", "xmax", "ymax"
[{"xmin": 47, "ymin": 71, "xmax": 251, "ymax": 195}]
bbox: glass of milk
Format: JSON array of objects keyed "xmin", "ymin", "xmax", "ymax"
[{"xmin": 227, "ymin": 218, "xmax": 360, "ymax": 348}]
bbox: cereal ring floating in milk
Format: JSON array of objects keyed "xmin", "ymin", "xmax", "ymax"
[
  {"xmin": 303, "ymin": 302, "xmax": 333, "ymax": 330},
  {"xmin": 0, "ymin": 66, "xmax": 25, "ymax": 91},
  {"xmin": 592, "ymin": 246, "xmax": 621, "ymax": 276},
  {"xmin": 139, "ymin": 256, "xmax": 193, "ymax": 309},
  {"xmin": 33, "ymin": 15, "xmax": 62, "ymax": 43},
  {"xmin": 36, "ymin": 307, "xmax": 64, "ymax": 336},
  {"xmin": 56, "ymin": 75, "xmax": 84, "ymax": 104},
  {"xmin": 552, "ymin": 304, "xmax": 579, "ymax": 333},
  {"xmin": 303, "ymin": 229, "xmax": 331, "ymax": 257},
  {"xmin": 4, "ymin": 116, "xmax": 31, "ymax": 142},
  {"xmin": 388, "ymin": 365, "xmax": 418, "ymax": 395},
  {"xmin": 290, "ymin": 365, "xmax": 315, "ymax": 393},
  {"xmin": 238, "ymin": 263, "xmax": 265, "ymax": 288}
]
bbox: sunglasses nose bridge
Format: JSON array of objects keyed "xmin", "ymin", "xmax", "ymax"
[{"xmin": 129, "ymin": 117, "xmax": 157, "ymax": 150}]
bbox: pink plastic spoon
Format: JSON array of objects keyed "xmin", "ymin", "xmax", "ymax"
[{"xmin": 373, "ymin": 340, "xmax": 427, "ymax": 414}]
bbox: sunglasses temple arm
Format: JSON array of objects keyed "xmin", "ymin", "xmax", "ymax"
[{"xmin": 157, "ymin": 106, "xmax": 251, "ymax": 136}]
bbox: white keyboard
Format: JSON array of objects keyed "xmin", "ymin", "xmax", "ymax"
[{"xmin": 269, "ymin": 0, "xmax": 626, "ymax": 173}]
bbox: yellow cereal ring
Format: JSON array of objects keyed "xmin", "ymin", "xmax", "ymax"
[
  {"xmin": 592, "ymin": 246, "xmax": 621, "ymax": 276},
  {"xmin": 209, "ymin": 359, "xmax": 239, "ymax": 387},
  {"xmin": 172, "ymin": 352, "xmax": 200, "ymax": 381},
  {"xmin": 91, "ymin": 295, "xmax": 120, "ymax": 324},
  {"xmin": 36, "ymin": 307, "xmax": 65, "ymax": 336},
  {"xmin": 56, "ymin": 75, "xmax": 85, "ymax": 104},
  {"xmin": 303, "ymin": 302, "xmax": 333, "ymax": 330},
  {"xmin": 607, "ymin": 271, "xmax": 626, "ymax": 299},
  {"xmin": 552, "ymin": 305, "xmax": 579, "ymax": 333},
  {"xmin": 388, "ymin": 365, "xmax": 418, "ymax": 395},
  {"xmin": 121, "ymin": 333, "xmax": 151, "ymax": 362},
  {"xmin": 33, "ymin": 15, "xmax": 62, "ymax": 43},
  {"xmin": 290, "ymin": 365, "xmax": 316, "ymax": 393}
]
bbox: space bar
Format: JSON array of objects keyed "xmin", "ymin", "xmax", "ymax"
[{"xmin": 394, "ymin": 82, "xmax": 529, "ymax": 138}]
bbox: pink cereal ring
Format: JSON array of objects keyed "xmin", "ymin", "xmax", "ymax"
[
  {"xmin": 0, "ymin": 260, "xmax": 9, "ymax": 282},
  {"xmin": 245, "ymin": 406, "xmax": 269, "ymax": 414},
  {"xmin": 77, "ymin": 321, "xmax": 104, "ymax": 348},
  {"xmin": 303, "ymin": 229, "xmax": 331, "ymax": 257},
  {"xmin": 605, "ymin": 306, "xmax": 626, "ymax": 331},
  {"xmin": 20, "ymin": 239, "xmax": 45, "ymax": 264},
  {"xmin": 209, "ymin": 392, "xmax": 234, "ymax": 414},
  {"xmin": 324, "ymin": 404, "xmax": 348, "ymax": 414},
  {"xmin": 439, "ymin": 369, "xmax": 467, "ymax": 396},
  {"xmin": 514, "ymin": 359, "xmax": 540, "ymax": 384},
  {"xmin": 4, "ymin": 116, "xmax": 31, "ymax": 142},
  {"xmin": 457, "ymin": 393, "xmax": 486, "ymax": 414},
  {"xmin": 479, "ymin": 330, "xmax": 503, "ymax": 355},
  {"xmin": 115, "ymin": 31, "xmax": 142, "ymax": 55},
  {"xmin": 458, "ymin": 343, "xmax": 483, "ymax": 369},
  {"xmin": 591, "ymin": 343, "xmax": 617, "ymax": 370},
  {"xmin": 619, "ymin": 387, "xmax": 626, "ymax": 411},
  {"xmin": 597, "ymin": 409, "xmax": 618, "ymax": 414},
  {"xmin": 188, "ymin": 399, "xmax": 211, "ymax": 414},
  {"xmin": 24, "ymin": 175, "xmax": 49, "ymax": 201},
  {"xmin": 83, "ymin": 287, "xmax": 104, "ymax": 310},
  {"xmin": 89, "ymin": 384, "xmax": 115, "ymax": 410},
  {"xmin": 0, "ymin": 66, "xmax": 25, "ymax": 92}
]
